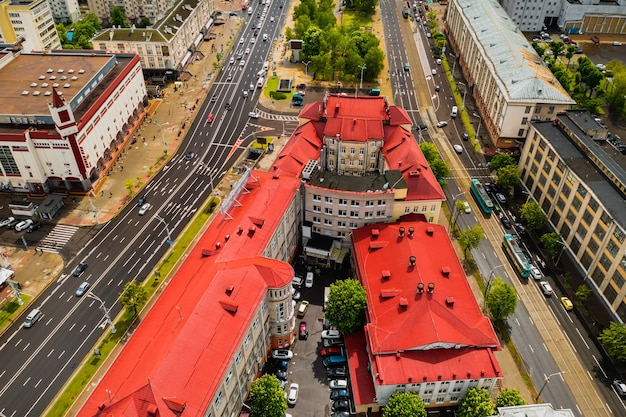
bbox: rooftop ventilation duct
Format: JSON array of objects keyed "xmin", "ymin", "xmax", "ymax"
[
  {"xmin": 408, "ymin": 227, "xmax": 414, "ymax": 236},
  {"xmin": 408, "ymin": 256, "xmax": 416, "ymax": 266},
  {"xmin": 427, "ymin": 282, "xmax": 435, "ymax": 293},
  {"xmin": 399, "ymin": 227, "xmax": 405, "ymax": 237},
  {"xmin": 417, "ymin": 282, "xmax": 424, "ymax": 293}
]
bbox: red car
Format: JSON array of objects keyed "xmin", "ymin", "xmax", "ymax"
[
  {"xmin": 296, "ymin": 83, "xmax": 306, "ymax": 89},
  {"xmin": 320, "ymin": 346, "xmax": 342, "ymax": 357},
  {"xmin": 207, "ymin": 113, "xmax": 215, "ymax": 123},
  {"xmin": 299, "ymin": 322, "xmax": 308, "ymax": 340}
]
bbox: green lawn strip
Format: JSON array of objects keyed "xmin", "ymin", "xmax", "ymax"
[
  {"xmin": 0, "ymin": 294, "xmax": 32, "ymax": 330},
  {"xmin": 341, "ymin": 11, "xmax": 372, "ymax": 28},
  {"xmin": 443, "ymin": 56, "xmax": 480, "ymax": 150},
  {"xmin": 45, "ymin": 197, "xmax": 219, "ymax": 417}
]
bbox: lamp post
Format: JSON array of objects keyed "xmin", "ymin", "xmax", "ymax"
[
  {"xmin": 155, "ymin": 215, "xmax": 174, "ymax": 247},
  {"xmin": 458, "ymin": 82, "xmax": 467, "ymax": 111},
  {"xmin": 555, "ymin": 238, "xmax": 567, "ymax": 265},
  {"xmin": 535, "ymin": 371, "xmax": 565, "ymax": 402},
  {"xmin": 154, "ymin": 120, "xmax": 169, "ymax": 151},
  {"xmin": 450, "ymin": 191, "xmax": 465, "ymax": 235},
  {"xmin": 449, "ymin": 53, "xmax": 457, "ymax": 76},
  {"xmin": 484, "ymin": 264, "xmax": 505, "ymax": 309},
  {"xmin": 87, "ymin": 291, "xmax": 116, "ymax": 334},
  {"xmin": 199, "ymin": 162, "xmax": 227, "ymax": 195},
  {"xmin": 472, "ymin": 112, "xmax": 482, "ymax": 139},
  {"xmin": 359, "ymin": 63, "xmax": 367, "ymax": 89},
  {"xmin": 303, "ymin": 61, "xmax": 311, "ymax": 80}
]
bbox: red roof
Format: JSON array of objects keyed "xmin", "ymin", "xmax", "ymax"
[
  {"xmin": 349, "ymin": 217, "xmax": 501, "ymax": 390},
  {"xmin": 78, "ymin": 170, "xmax": 301, "ymax": 417},
  {"xmin": 270, "ymin": 96, "xmax": 444, "ymax": 202}
]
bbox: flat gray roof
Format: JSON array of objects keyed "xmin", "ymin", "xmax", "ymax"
[{"xmin": 309, "ymin": 169, "xmax": 405, "ymax": 193}]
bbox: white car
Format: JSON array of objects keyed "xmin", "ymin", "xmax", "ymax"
[
  {"xmin": 230, "ymin": 57, "xmax": 235, "ymax": 64},
  {"xmin": 240, "ymin": 60, "xmax": 245, "ymax": 67},
  {"xmin": 15, "ymin": 219, "xmax": 33, "ymax": 232},
  {"xmin": 287, "ymin": 383, "xmax": 299, "ymax": 405},
  {"xmin": 305, "ymin": 272, "xmax": 314, "ymax": 288},
  {"xmin": 462, "ymin": 201, "xmax": 471, "ymax": 214},
  {"xmin": 272, "ymin": 349, "xmax": 294, "ymax": 360},
  {"xmin": 437, "ymin": 121, "xmax": 448, "ymax": 128},
  {"xmin": 138, "ymin": 203, "xmax": 152, "ymax": 215},
  {"xmin": 539, "ymin": 281, "xmax": 553, "ymax": 297},
  {"xmin": 530, "ymin": 266, "xmax": 543, "ymax": 281},
  {"xmin": 248, "ymin": 111, "xmax": 260, "ymax": 119},
  {"xmin": 0, "ymin": 217, "xmax": 15, "ymax": 227},
  {"xmin": 239, "ymin": 38, "xmax": 244, "ymax": 44},
  {"xmin": 322, "ymin": 330, "xmax": 341, "ymax": 339},
  {"xmin": 245, "ymin": 47, "xmax": 250, "ymax": 54},
  {"xmin": 292, "ymin": 276, "xmax": 303, "ymax": 286},
  {"xmin": 292, "ymin": 289, "xmax": 301, "ymax": 300},
  {"xmin": 453, "ymin": 144, "xmax": 463, "ymax": 154},
  {"xmin": 330, "ymin": 379, "xmax": 348, "ymax": 389}
]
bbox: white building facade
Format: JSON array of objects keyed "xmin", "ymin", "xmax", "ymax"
[{"xmin": 0, "ymin": 0, "xmax": 61, "ymax": 52}]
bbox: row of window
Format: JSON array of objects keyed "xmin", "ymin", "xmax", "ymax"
[{"xmin": 312, "ymin": 195, "xmax": 386, "ymax": 206}]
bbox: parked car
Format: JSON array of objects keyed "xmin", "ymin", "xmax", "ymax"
[
  {"xmin": 560, "ymin": 296, "xmax": 573, "ymax": 311},
  {"xmin": 296, "ymin": 83, "xmax": 306, "ymax": 89},
  {"xmin": 330, "ymin": 389, "xmax": 350, "ymax": 400},
  {"xmin": 323, "ymin": 355, "xmax": 347, "ymax": 368},
  {"xmin": 292, "ymin": 276, "xmax": 303, "ymax": 286},
  {"xmin": 5, "ymin": 218, "xmax": 20, "ymax": 229},
  {"xmin": 287, "ymin": 383, "xmax": 299, "ymax": 405},
  {"xmin": 330, "ymin": 379, "xmax": 348, "ymax": 389},
  {"xmin": 299, "ymin": 321, "xmax": 308, "ymax": 340},
  {"xmin": 27, "ymin": 221, "xmax": 42, "ymax": 232},
  {"xmin": 137, "ymin": 195, "xmax": 147, "ymax": 206},
  {"xmin": 138, "ymin": 203, "xmax": 152, "ymax": 216},
  {"xmin": 320, "ymin": 346, "xmax": 342, "ymax": 357},
  {"xmin": 322, "ymin": 330, "xmax": 341, "ymax": 339},
  {"xmin": 323, "ymin": 338, "xmax": 344, "ymax": 348},
  {"xmin": 292, "ymin": 290, "xmax": 301, "ymax": 300},
  {"xmin": 331, "ymin": 412, "xmax": 350, "ymax": 417},
  {"xmin": 305, "ymin": 272, "xmax": 314, "ymax": 288},
  {"xmin": 530, "ymin": 266, "xmax": 543, "ymax": 281},
  {"xmin": 272, "ymin": 349, "xmax": 293, "ymax": 360},
  {"xmin": 274, "ymin": 359, "xmax": 289, "ymax": 369},
  {"xmin": 274, "ymin": 369, "xmax": 288, "ymax": 380},
  {"xmin": 327, "ymin": 367, "xmax": 347, "ymax": 378},
  {"xmin": 436, "ymin": 121, "xmax": 448, "ymax": 128},
  {"xmin": 322, "ymin": 318, "xmax": 331, "ymax": 331},
  {"xmin": 297, "ymin": 300, "xmax": 309, "ymax": 318},
  {"xmin": 75, "ymin": 281, "xmax": 91, "ymax": 297},
  {"xmin": 15, "ymin": 219, "xmax": 33, "ymax": 232},
  {"xmin": 73, "ymin": 262, "xmax": 87, "ymax": 277},
  {"xmin": 0, "ymin": 217, "xmax": 14, "ymax": 227},
  {"xmin": 332, "ymin": 399, "xmax": 350, "ymax": 411},
  {"xmin": 539, "ymin": 281, "xmax": 553, "ymax": 297}
]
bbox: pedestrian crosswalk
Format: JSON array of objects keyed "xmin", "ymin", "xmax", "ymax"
[
  {"xmin": 37, "ymin": 225, "xmax": 79, "ymax": 253},
  {"xmin": 255, "ymin": 109, "xmax": 299, "ymax": 122}
]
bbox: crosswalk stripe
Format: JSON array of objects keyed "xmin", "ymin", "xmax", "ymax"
[{"xmin": 37, "ymin": 225, "xmax": 79, "ymax": 253}]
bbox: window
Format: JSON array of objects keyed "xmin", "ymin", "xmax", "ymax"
[
  {"xmin": 324, "ymin": 218, "xmax": 332, "ymax": 225},
  {"xmin": 405, "ymin": 207, "xmax": 410, "ymax": 214},
  {"xmin": 313, "ymin": 194, "xmax": 321, "ymax": 201},
  {"xmin": 235, "ymin": 351, "xmax": 243, "ymax": 366},
  {"xmin": 350, "ymin": 211, "xmax": 359, "ymax": 217},
  {"xmin": 525, "ymin": 106, "xmax": 531, "ymax": 113},
  {"xmin": 351, "ymin": 200, "xmax": 360, "ymax": 207},
  {"xmin": 325, "ymin": 207, "xmax": 333, "ymax": 214},
  {"xmin": 338, "ymin": 209, "xmax": 347, "ymax": 217},
  {"xmin": 522, "ymin": 117, "xmax": 528, "ymax": 125},
  {"xmin": 349, "ymin": 222, "xmax": 358, "ymax": 228},
  {"xmin": 365, "ymin": 212, "xmax": 373, "ymax": 218},
  {"xmin": 341, "ymin": 146, "xmax": 346, "ymax": 153},
  {"xmin": 325, "ymin": 196, "xmax": 333, "ymax": 203},
  {"xmin": 244, "ymin": 333, "xmax": 251, "ymax": 347},
  {"xmin": 313, "ymin": 216, "xmax": 320, "ymax": 223},
  {"xmin": 313, "ymin": 205, "xmax": 321, "ymax": 212},
  {"xmin": 378, "ymin": 200, "xmax": 386, "ymax": 206},
  {"xmin": 370, "ymin": 152, "xmax": 377, "ymax": 158},
  {"xmin": 431, "ymin": 205, "xmax": 436, "ymax": 212},
  {"xmin": 350, "ymin": 148, "xmax": 355, "ymax": 154},
  {"xmin": 337, "ymin": 221, "xmax": 346, "ymax": 228},
  {"xmin": 413, "ymin": 206, "xmax": 419, "ymax": 213},
  {"xmin": 360, "ymin": 148, "xmax": 365, "ymax": 155},
  {"xmin": 339, "ymin": 199, "xmax": 347, "ymax": 205},
  {"xmin": 225, "ymin": 370, "xmax": 233, "ymax": 385},
  {"xmin": 518, "ymin": 129, "xmax": 525, "ymax": 136},
  {"xmin": 366, "ymin": 200, "xmax": 374, "ymax": 207},
  {"xmin": 215, "ymin": 391, "xmax": 223, "ymax": 407}
]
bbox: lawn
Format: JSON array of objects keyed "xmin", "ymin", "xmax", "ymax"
[{"xmin": 341, "ymin": 11, "xmax": 372, "ymax": 28}]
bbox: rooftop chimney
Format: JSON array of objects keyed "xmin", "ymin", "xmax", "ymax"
[
  {"xmin": 427, "ymin": 282, "xmax": 435, "ymax": 293},
  {"xmin": 399, "ymin": 227, "xmax": 405, "ymax": 237},
  {"xmin": 408, "ymin": 227, "xmax": 414, "ymax": 236},
  {"xmin": 417, "ymin": 282, "xmax": 424, "ymax": 293},
  {"xmin": 409, "ymin": 256, "xmax": 416, "ymax": 266}
]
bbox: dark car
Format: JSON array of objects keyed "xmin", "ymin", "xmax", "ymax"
[
  {"xmin": 461, "ymin": 132, "xmax": 469, "ymax": 141},
  {"xmin": 274, "ymin": 359, "xmax": 288, "ymax": 370},
  {"xmin": 274, "ymin": 369, "xmax": 288, "ymax": 381},
  {"xmin": 327, "ymin": 367, "xmax": 347, "ymax": 378},
  {"xmin": 332, "ymin": 399, "xmax": 350, "ymax": 411},
  {"xmin": 331, "ymin": 412, "xmax": 350, "ymax": 417},
  {"xmin": 184, "ymin": 151, "xmax": 195, "ymax": 161},
  {"xmin": 330, "ymin": 389, "xmax": 350, "ymax": 400},
  {"xmin": 137, "ymin": 195, "xmax": 147, "ymax": 207},
  {"xmin": 299, "ymin": 321, "xmax": 308, "ymax": 340},
  {"xmin": 514, "ymin": 223, "xmax": 527, "ymax": 235},
  {"xmin": 434, "ymin": 85, "xmax": 440, "ymax": 92},
  {"xmin": 500, "ymin": 216, "xmax": 512, "ymax": 229},
  {"xmin": 73, "ymin": 262, "xmax": 87, "ymax": 277},
  {"xmin": 27, "ymin": 221, "xmax": 42, "ymax": 232},
  {"xmin": 210, "ymin": 94, "xmax": 217, "ymax": 103},
  {"xmin": 320, "ymin": 346, "xmax": 342, "ymax": 357},
  {"xmin": 323, "ymin": 318, "xmax": 331, "ymax": 330},
  {"xmin": 225, "ymin": 103, "xmax": 232, "ymax": 110},
  {"xmin": 415, "ymin": 124, "xmax": 427, "ymax": 131},
  {"xmin": 323, "ymin": 338, "xmax": 344, "ymax": 348},
  {"xmin": 495, "ymin": 192, "xmax": 507, "ymax": 205},
  {"xmin": 296, "ymin": 83, "xmax": 306, "ymax": 89}
]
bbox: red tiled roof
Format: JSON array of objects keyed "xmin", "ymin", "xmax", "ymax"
[
  {"xmin": 349, "ymin": 217, "xmax": 500, "ymax": 389},
  {"xmin": 78, "ymin": 170, "xmax": 301, "ymax": 417}
]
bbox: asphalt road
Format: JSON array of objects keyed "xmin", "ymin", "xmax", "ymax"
[{"xmin": 0, "ymin": 1, "xmax": 291, "ymax": 415}]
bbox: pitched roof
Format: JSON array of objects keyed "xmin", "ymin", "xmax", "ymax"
[
  {"xmin": 78, "ymin": 170, "xmax": 301, "ymax": 417},
  {"xmin": 349, "ymin": 217, "xmax": 501, "ymax": 387}
]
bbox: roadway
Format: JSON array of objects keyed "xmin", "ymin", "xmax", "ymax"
[{"xmin": 0, "ymin": 1, "xmax": 289, "ymax": 415}]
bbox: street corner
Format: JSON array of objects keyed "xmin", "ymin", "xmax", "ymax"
[{"xmin": 9, "ymin": 250, "xmax": 64, "ymax": 297}]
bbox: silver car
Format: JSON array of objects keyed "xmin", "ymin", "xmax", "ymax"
[
  {"xmin": 138, "ymin": 203, "xmax": 152, "ymax": 215},
  {"xmin": 76, "ymin": 281, "xmax": 90, "ymax": 297}
]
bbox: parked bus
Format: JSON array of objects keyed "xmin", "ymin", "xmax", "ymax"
[
  {"xmin": 502, "ymin": 233, "xmax": 532, "ymax": 279},
  {"xmin": 470, "ymin": 179, "xmax": 494, "ymax": 215}
]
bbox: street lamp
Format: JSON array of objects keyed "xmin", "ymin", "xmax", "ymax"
[
  {"xmin": 303, "ymin": 61, "xmax": 311, "ymax": 80},
  {"xmin": 199, "ymin": 162, "xmax": 227, "ymax": 195},
  {"xmin": 154, "ymin": 120, "xmax": 169, "ymax": 151},
  {"xmin": 449, "ymin": 53, "xmax": 457, "ymax": 76},
  {"xmin": 458, "ymin": 82, "xmax": 467, "ymax": 111},
  {"xmin": 87, "ymin": 291, "xmax": 116, "ymax": 334},
  {"xmin": 155, "ymin": 215, "xmax": 174, "ymax": 247},
  {"xmin": 535, "ymin": 371, "xmax": 565, "ymax": 402},
  {"xmin": 484, "ymin": 264, "xmax": 505, "ymax": 309},
  {"xmin": 450, "ymin": 191, "xmax": 465, "ymax": 235},
  {"xmin": 358, "ymin": 63, "xmax": 367, "ymax": 89},
  {"xmin": 472, "ymin": 112, "xmax": 482, "ymax": 139}
]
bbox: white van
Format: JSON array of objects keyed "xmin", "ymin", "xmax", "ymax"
[
  {"xmin": 262, "ymin": 33, "xmax": 268, "ymax": 41},
  {"xmin": 23, "ymin": 308, "xmax": 43, "ymax": 328},
  {"xmin": 257, "ymin": 77, "xmax": 265, "ymax": 88},
  {"xmin": 262, "ymin": 61, "xmax": 269, "ymax": 71},
  {"xmin": 451, "ymin": 106, "xmax": 458, "ymax": 118}
]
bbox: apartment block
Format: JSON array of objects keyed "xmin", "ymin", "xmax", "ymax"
[
  {"xmin": 0, "ymin": 0, "xmax": 61, "ymax": 52},
  {"xmin": 520, "ymin": 110, "xmax": 626, "ymax": 322},
  {"xmin": 48, "ymin": 0, "xmax": 79, "ymax": 23},
  {"xmin": 87, "ymin": 0, "xmax": 174, "ymax": 24}
]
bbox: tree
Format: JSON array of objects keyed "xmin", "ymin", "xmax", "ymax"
[
  {"xmin": 249, "ymin": 374, "xmax": 287, "ymax": 417},
  {"xmin": 137, "ymin": 17, "xmax": 151, "ymax": 28},
  {"xmin": 495, "ymin": 388, "xmax": 526, "ymax": 408},
  {"xmin": 119, "ymin": 280, "xmax": 148, "ymax": 316},
  {"xmin": 456, "ymin": 387, "xmax": 496, "ymax": 417},
  {"xmin": 382, "ymin": 391, "xmax": 427, "ymax": 417},
  {"xmin": 326, "ymin": 278, "xmax": 367, "ymax": 334},
  {"xmin": 457, "ymin": 223, "xmax": 485, "ymax": 258},
  {"xmin": 540, "ymin": 232, "xmax": 563, "ymax": 259},
  {"xmin": 575, "ymin": 284, "xmax": 592, "ymax": 304},
  {"xmin": 420, "ymin": 142, "xmax": 449, "ymax": 185},
  {"xmin": 565, "ymin": 45, "xmax": 576, "ymax": 67},
  {"xmin": 453, "ymin": 199, "xmax": 467, "ymax": 230},
  {"xmin": 548, "ymin": 41, "xmax": 565, "ymax": 58},
  {"xmin": 353, "ymin": 0, "xmax": 378, "ymax": 14},
  {"xmin": 495, "ymin": 165, "xmax": 520, "ymax": 191},
  {"xmin": 598, "ymin": 322, "xmax": 626, "ymax": 363},
  {"xmin": 489, "ymin": 154, "xmax": 516, "ymax": 172},
  {"xmin": 520, "ymin": 201, "xmax": 546, "ymax": 231},
  {"xmin": 419, "ymin": 142, "xmax": 439, "ymax": 164},
  {"xmin": 485, "ymin": 277, "xmax": 517, "ymax": 322},
  {"xmin": 110, "ymin": 6, "xmax": 127, "ymax": 27}
]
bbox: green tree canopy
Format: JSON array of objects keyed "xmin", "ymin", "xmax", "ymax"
[
  {"xmin": 382, "ymin": 391, "xmax": 427, "ymax": 417},
  {"xmin": 110, "ymin": 6, "xmax": 128, "ymax": 28},
  {"xmin": 457, "ymin": 387, "xmax": 496, "ymax": 417},
  {"xmin": 598, "ymin": 322, "xmax": 626, "ymax": 363},
  {"xmin": 575, "ymin": 284, "xmax": 592, "ymax": 304},
  {"xmin": 520, "ymin": 201, "xmax": 547, "ymax": 231},
  {"xmin": 457, "ymin": 223, "xmax": 485, "ymax": 258},
  {"xmin": 419, "ymin": 142, "xmax": 439, "ymax": 163},
  {"xmin": 249, "ymin": 374, "xmax": 287, "ymax": 417},
  {"xmin": 486, "ymin": 277, "xmax": 518, "ymax": 322},
  {"xmin": 495, "ymin": 388, "xmax": 526, "ymax": 408},
  {"xmin": 326, "ymin": 278, "xmax": 367, "ymax": 334},
  {"xmin": 540, "ymin": 232, "xmax": 563, "ymax": 259},
  {"xmin": 489, "ymin": 154, "xmax": 516, "ymax": 172},
  {"xmin": 419, "ymin": 142, "xmax": 450, "ymax": 185},
  {"xmin": 119, "ymin": 280, "xmax": 148, "ymax": 316},
  {"xmin": 495, "ymin": 164, "xmax": 520, "ymax": 191},
  {"xmin": 353, "ymin": 0, "xmax": 378, "ymax": 14}
]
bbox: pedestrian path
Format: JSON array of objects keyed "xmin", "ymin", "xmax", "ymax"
[
  {"xmin": 255, "ymin": 109, "xmax": 299, "ymax": 122},
  {"xmin": 37, "ymin": 225, "xmax": 79, "ymax": 253}
]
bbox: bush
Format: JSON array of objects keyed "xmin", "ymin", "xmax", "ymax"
[{"xmin": 271, "ymin": 91, "xmax": 287, "ymax": 100}]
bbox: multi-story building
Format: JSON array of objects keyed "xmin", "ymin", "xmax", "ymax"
[
  {"xmin": 445, "ymin": 0, "xmax": 575, "ymax": 151},
  {"xmin": 47, "ymin": 0, "xmax": 79, "ymax": 23},
  {"xmin": 0, "ymin": 50, "xmax": 146, "ymax": 193},
  {"xmin": 348, "ymin": 217, "xmax": 502, "ymax": 413},
  {"xmin": 87, "ymin": 0, "xmax": 174, "ymax": 24},
  {"xmin": 0, "ymin": 0, "xmax": 61, "ymax": 52},
  {"xmin": 78, "ymin": 170, "xmax": 302, "ymax": 416},
  {"xmin": 500, "ymin": 0, "xmax": 626, "ymax": 34},
  {"xmin": 520, "ymin": 110, "xmax": 626, "ymax": 322},
  {"xmin": 91, "ymin": 0, "xmax": 214, "ymax": 77},
  {"xmin": 492, "ymin": 403, "xmax": 575, "ymax": 417},
  {"xmin": 270, "ymin": 94, "xmax": 446, "ymax": 267}
]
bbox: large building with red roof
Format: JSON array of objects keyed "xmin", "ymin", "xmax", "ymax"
[
  {"xmin": 270, "ymin": 94, "xmax": 445, "ymax": 268},
  {"xmin": 348, "ymin": 216, "xmax": 502, "ymax": 413},
  {"xmin": 78, "ymin": 170, "xmax": 302, "ymax": 417}
]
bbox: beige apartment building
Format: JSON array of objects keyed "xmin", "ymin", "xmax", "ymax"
[
  {"xmin": 520, "ymin": 110, "xmax": 626, "ymax": 321},
  {"xmin": 0, "ymin": 0, "xmax": 61, "ymax": 52},
  {"xmin": 87, "ymin": 0, "xmax": 174, "ymax": 24}
]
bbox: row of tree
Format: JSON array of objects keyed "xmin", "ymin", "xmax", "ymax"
[{"xmin": 284, "ymin": 0, "xmax": 384, "ymax": 82}]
